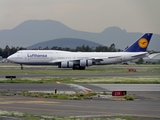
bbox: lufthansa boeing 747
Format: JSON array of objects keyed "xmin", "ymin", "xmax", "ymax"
[{"xmin": 7, "ymin": 33, "xmax": 153, "ymax": 70}]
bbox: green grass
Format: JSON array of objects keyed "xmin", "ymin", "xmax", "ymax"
[
  {"xmin": 18, "ymin": 91, "xmax": 97, "ymax": 100},
  {"xmin": 0, "ymin": 76, "xmax": 160, "ymax": 84},
  {"xmin": 0, "ymin": 63, "xmax": 160, "ymax": 84},
  {"xmin": 124, "ymin": 95, "xmax": 135, "ymax": 100},
  {"xmin": 0, "ymin": 64, "xmax": 160, "ymax": 74},
  {"xmin": 0, "ymin": 68, "xmax": 126, "ymax": 74}
]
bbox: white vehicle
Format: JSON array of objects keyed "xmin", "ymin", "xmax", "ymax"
[{"xmin": 7, "ymin": 33, "xmax": 153, "ymax": 70}]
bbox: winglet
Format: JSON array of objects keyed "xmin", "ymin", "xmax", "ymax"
[{"xmin": 125, "ymin": 33, "xmax": 153, "ymax": 52}]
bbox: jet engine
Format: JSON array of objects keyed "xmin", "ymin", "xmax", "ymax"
[
  {"xmin": 58, "ymin": 60, "xmax": 93, "ymax": 69},
  {"xmin": 59, "ymin": 61, "xmax": 74, "ymax": 68},
  {"xmin": 80, "ymin": 59, "xmax": 93, "ymax": 67}
]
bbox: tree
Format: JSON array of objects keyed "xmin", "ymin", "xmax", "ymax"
[
  {"xmin": 137, "ymin": 58, "xmax": 144, "ymax": 64},
  {"xmin": 95, "ymin": 46, "xmax": 108, "ymax": 52},
  {"xmin": 43, "ymin": 46, "xmax": 49, "ymax": 50},
  {"xmin": 2, "ymin": 45, "xmax": 10, "ymax": 58},
  {"xmin": 109, "ymin": 43, "xmax": 116, "ymax": 52}
]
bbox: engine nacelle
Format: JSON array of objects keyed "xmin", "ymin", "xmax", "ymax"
[
  {"xmin": 59, "ymin": 61, "xmax": 74, "ymax": 68},
  {"xmin": 80, "ymin": 59, "xmax": 93, "ymax": 67}
]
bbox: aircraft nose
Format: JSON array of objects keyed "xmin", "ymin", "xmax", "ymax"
[
  {"xmin": 7, "ymin": 55, "xmax": 13, "ymax": 62},
  {"xmin": 7, "ymin": 56, "xmax": 11, "ymax": 61}
]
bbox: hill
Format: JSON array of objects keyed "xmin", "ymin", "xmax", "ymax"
[
  {"xmin": 0, "ymin": 19, "xmax": 159, "ymax": 51},
  {"xmin": 27, "ymin": 38, "xmax": 101, "ymax": 49}
]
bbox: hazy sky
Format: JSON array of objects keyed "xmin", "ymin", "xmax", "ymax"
[{"xmin": 0, "ymin": 0, "xmax": 160, "ymax": 34}]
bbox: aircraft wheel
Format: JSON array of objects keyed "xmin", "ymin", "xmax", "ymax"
[
  {"xmin": 79, "ymin": 66, "xmax": 85, "ymax": 70},
  {"xmin": 73, "ymin": 65, "xmax": 85, "ymax": 70},
  {"xmin": 20, "ymin": 64, "xmax": 23, "ymax": 70}
]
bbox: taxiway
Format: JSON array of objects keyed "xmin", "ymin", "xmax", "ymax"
[{"xmin": 0, "ymin": 84, "xmax": 160, "ymax": 118}]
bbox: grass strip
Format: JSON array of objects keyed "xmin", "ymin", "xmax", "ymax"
[
  {"xmin": 0, "ymin": 64, "xmax": 160, "ymax": 74},
  {"xmin": 0, "ymin": 110, "xmax": 148, "ymax": 120},
  {"xmin": 0, "ymin": 76, "xmax": 160, "ymax": 84}
]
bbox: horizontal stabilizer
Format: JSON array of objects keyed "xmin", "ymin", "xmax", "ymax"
[{"xmin": 131, "ymin": 53, "xmax": 148, "ymax": 58}]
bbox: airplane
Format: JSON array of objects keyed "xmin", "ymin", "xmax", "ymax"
[
  {"xmin": 7, "ymin": 33, "xmax": 153, "ymax": 70},
  {"xmin": 56, "ymin": 81, "xmax": 92, "ymax": 93}
]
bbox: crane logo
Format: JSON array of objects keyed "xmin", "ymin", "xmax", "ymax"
[{"xmin": 138, "ymin": 38, "xmax": 148, "ymax": 48}]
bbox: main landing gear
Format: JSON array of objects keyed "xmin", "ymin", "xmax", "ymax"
[
  {"xmin": 20, "ymin": 64, "xmax": 23, "ymax": 70},
  {"xmin": 72, "ymin": 65, "xmax": 85, "ymax": 70}
]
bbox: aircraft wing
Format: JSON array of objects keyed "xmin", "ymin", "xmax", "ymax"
[{"xmin": 49, "ymin": 57, "xmax": 105, "ymax": 64}]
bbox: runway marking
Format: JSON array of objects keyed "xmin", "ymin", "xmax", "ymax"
[
  {"xmin": 0, "ymin": 100, "xmax": 160, "ymax": 113},
  {"xmin": 0, "ymin": 98, "xmax": 160, "ymax": 112},
  {"xmin": 45, "ymin": 103, "xmax": 160, "ymax": 112},
  {"xmin": 0, "ymin": 105, "xmax": 123, "ymax": 115},
  {"xmin": 0, "ymin": 105, "xmax": 160, "ymax": 119},
  {"xmin": 1, "ymin": 97, "xmax": 160, "ymax": 106}
]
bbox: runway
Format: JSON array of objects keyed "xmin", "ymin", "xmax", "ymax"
[
  {"xmin": 0, "ymin": 96, "xmax": 160, "ymax": 118},
  {"xmin": 0, "ymin": 84, "xmax": 160, "ymax": 118},
  {"xmin": 0, "ymin": 64, "xmax": 160, "ymax": 118},
  {"xmin": 0, "ymin": 84, "xmax": 160, "ymax": 91}
]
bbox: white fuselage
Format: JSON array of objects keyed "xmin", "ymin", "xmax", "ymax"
[{"xmin": 7, "ymin": 50, "xmax": 148, "ymax": 65}]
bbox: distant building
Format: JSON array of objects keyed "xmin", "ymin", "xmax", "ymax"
[
  {"xmin": 143, "ymin": 53, "xmax": 160, "ymax": 64},
  {"xmin": 0, "ymin": 56, "xmax": 3, "ymax": 62},
  {"xmin": 131, "ymin": 53, "xmax": 160, "ymax": 64},
  {"xmin": 0, "ymin": 56, "xmax": 8, "ymax": 63}
]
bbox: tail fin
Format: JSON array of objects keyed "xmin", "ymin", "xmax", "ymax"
[{"xmin": 125, "ymin": 33, "xmax": 153, "ymax": 52}]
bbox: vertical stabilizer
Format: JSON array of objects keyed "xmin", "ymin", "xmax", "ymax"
[{"xmin": 125, "ymin": 33, "xmax": 153, "ymax": 52}]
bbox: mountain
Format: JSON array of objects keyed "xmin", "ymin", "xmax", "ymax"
[
  {"xmin": 27, "ymin": 38, "xmax": 101, "ymax": 49},
  {"xmin": 0, "ymin": 19, "xmax": 159, "ymax": 51}
]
